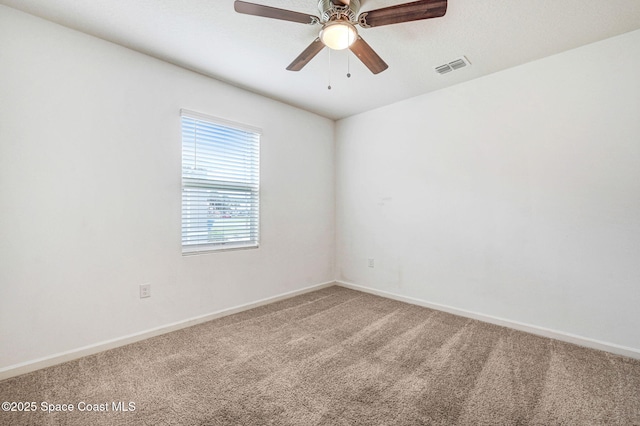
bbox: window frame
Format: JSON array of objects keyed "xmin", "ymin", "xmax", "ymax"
[{"xmin": 180, "ymin": 109, "xmax": 261, "ymax": 255}]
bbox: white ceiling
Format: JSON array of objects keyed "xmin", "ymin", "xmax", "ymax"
[{"xmin": 2, "ymin": 0, "xmax": 640, "ymax": 120}]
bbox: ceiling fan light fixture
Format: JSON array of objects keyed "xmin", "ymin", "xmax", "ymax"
[{"xmin": 320, "ymin": 21, "xmax": 357, "ymax": 50}]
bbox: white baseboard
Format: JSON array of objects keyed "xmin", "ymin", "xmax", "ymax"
[
  {"xmin": 5, "ymin": 279, "xmax": 636, "ymax": 381},
  {"xmin": 0, "ymin": 281, "xmax": 336, "ymax": 381},
  {"xmin": 336, "ymin": 280, "xmax": 640, "ymax": 360}
]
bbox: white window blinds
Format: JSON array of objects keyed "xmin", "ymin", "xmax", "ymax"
[{"xmin": 181, "ymin": 110, "xmax": 260, "ymax": 254}]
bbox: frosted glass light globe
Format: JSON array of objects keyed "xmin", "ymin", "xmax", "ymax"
[{"xmin": 320, "ymin": 21, "xmax": 357, "ymax": 50}]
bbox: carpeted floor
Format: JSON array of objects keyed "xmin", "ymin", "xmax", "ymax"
[{"xmin": 1, "ymin": 285, "xmax": 639, "ymax": 425}]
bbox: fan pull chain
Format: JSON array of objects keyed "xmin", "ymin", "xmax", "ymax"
[
  {"xmin": 328, "ymin": 49, "xmax": 332, "ymax": 90},
  {"xmin": 347, "ymin": 53, "xmax": 351, "ymax": 78}
]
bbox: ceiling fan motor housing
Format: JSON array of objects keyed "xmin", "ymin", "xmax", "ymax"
[{"xmin": 318, "ymin": 0, "xmax": 361, "ymax": 23}]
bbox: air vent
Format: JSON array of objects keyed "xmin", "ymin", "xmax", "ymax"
[
  {"xmin": 435, "ymin": 64, "xmax": 453, "ymax": 75},
  {"xmin": 435, "ymin": 56, "xmax": 471, "ymax": 75}
]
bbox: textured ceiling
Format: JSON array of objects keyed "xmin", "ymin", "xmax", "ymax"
[{"xmin": 2, "ymin": 0, "xmax": 640, "ymax": 120}]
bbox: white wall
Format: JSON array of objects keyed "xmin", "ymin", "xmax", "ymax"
[
  {"xmin": 0, "ymin": 5, "xmax": 335, "ymax": 370},
  {"xmin": 336, "ymin": 29, "xmax": 640, "ymax": 352},
  {"xmin": 2, "ymin": 5, "xmax": 639, "ymax": 372}
]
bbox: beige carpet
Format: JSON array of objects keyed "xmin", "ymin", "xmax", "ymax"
[{"xmin": 1, "ymin": 286, "xmax": 639, "ymax": 425}]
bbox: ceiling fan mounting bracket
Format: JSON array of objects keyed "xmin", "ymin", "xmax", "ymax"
[
  {"xmin": 318, "ymin": 0, "xmax": 361, "ymax": 23},
  {"xmin": 358, "ymin": 12, "xmax": 371, "ymax": 28}
]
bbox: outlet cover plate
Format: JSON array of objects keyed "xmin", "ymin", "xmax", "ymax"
[{"xmin": 139, "ymin": 284, "xmax": 151, "ymax": 298}]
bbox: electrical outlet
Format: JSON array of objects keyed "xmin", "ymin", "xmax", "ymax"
[
  {"xmin": 139, "ymin": 284, "xmax": 151, "ymax": 299},
  {"xmin": 368, "ymin": 258, "xmax": 375, "ymax": 268}
]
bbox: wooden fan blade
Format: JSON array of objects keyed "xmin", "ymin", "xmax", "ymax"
[
  {"xmin": 234, "ymin": 1, "xmax": 319, "ymax": 24},
  {"xmin": 358, "ymin": 0, "xmax": 447, "ymax": 28},
  {"xmin": 349, "ymin": 36, "xmax": 388, "ymax": 74},
  {"xmin": 286, "ymin": 38, "xmax": 325, "ymax": 71}
]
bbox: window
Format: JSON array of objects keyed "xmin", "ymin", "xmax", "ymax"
[{"xmin": 181, "ymin": 110, "xmax": 260, "ymax": 254}]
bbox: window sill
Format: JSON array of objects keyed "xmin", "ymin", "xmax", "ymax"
[{"xmin": 182, "ymin": 243, "xmax": 259, "ymax": 256}]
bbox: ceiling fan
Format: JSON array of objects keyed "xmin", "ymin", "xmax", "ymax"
[{"xmin": 234, "ymin": 0, "xmax": 447, "ymax": 74}]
